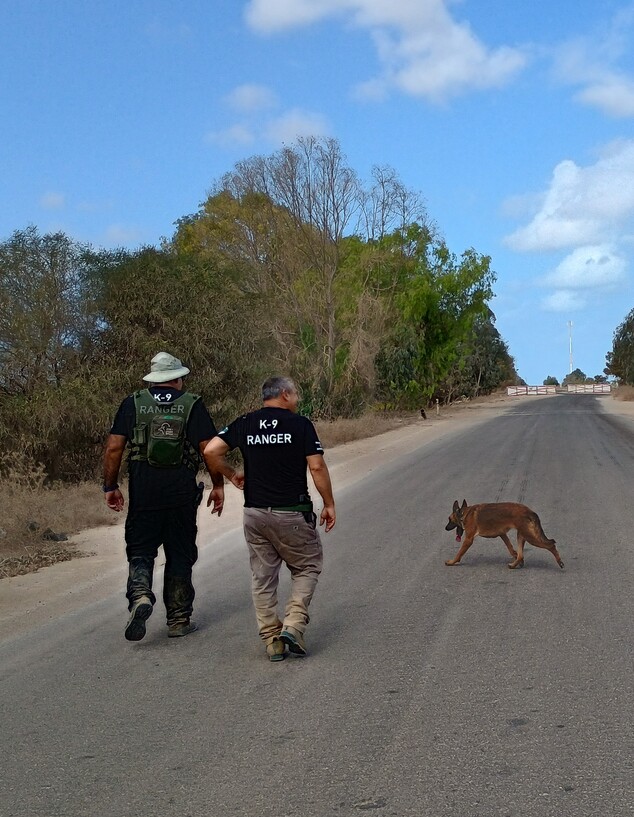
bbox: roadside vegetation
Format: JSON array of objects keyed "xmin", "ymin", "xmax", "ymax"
[
  {"xmin": 0, "ymin": 453, "xmax": 114, "ymax": 576},
  {"xmin": 606, "ymin": 307, "xmax": 634, "ymax": 386},
  {"xmin": 613, "ymin": 385, "xmax": 634, "ymax": 401},
  {"xmin": 1, "ymin": 136, "xmax": 521, "ymax": 574}
]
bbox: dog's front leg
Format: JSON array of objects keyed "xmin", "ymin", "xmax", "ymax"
[
  {"xmin": 499, "ymin": 533, "xmax": 517, "ymax": 560},
  {"xmin": 445, "ymin": 535, "xmax": 475, "ymax": 566}
]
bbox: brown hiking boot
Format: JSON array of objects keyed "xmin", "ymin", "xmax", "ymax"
[
  {"xmin": 265, "ymin": 636, "xmax": 286, "ymax": 662},
  {"xmin": 280, "ymin": 626, "xmax": 306, "ymax": 656},
  {"xmin": 167, "ymin": 621, "xmax": 198, "ymax": 638},
  {"xmin": 124, "ymin": 596, "xmax": 153, "ymax": 642}
]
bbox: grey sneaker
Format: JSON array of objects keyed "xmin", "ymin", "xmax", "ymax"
[
  {"xmin": 125, "ymin": 596, "xmax": 153, "ymax": 642},
  {"xmin": 280, "ymin": 626, "xmax": 306, "ymax": 656},
  {"xmin": 265, "ymin": 636, "xmax": 286, "ymax": 662},
  {"xmin": 167, "ymin": 621, "xmax": 198, "ymax": 638}
]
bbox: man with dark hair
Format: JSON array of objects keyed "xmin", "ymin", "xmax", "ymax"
[
  {"xmin": 204, "ymin": 376, "xmax": 335, "ymax": 661},
  {"xmin": 103, "ymin": 352, "xmax": 224, "ymax": 641}
]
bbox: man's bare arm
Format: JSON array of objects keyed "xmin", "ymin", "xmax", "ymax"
[
  {"xmin": 203, "ymin": 437, "xmax": 244, "ymax": 490},
  {"xmin": 198, "ymin": 438, "xmax": 226, "ymax": 516},
  {"xmin": 199, "ymin": 439, "xmax": 224, "ymax": 488},
  {"xmin": 307, "ymin": 454, "xmax": 336, "ymax": 531},
  {"xmin": 103, "ymin": 434, "xmax": 127, "ymax": 511}
]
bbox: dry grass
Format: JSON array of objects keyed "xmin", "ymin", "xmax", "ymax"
[
  {"xmin": 314, "ymin": 411, "xmax": 419, "ymax": 448},
  {"xmin": 0, "ymin": 453, "xmax": 115, "ymax": 576},
  {"xmin": 613, "ymin": 384, "xmax": 634, "ymax": 401}
]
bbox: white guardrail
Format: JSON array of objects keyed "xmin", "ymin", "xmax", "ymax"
[{"xmin": 507, "ymin": 384, "xmax": 611, "ymax": 395}]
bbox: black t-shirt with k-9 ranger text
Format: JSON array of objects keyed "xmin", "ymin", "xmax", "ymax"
[{"xmin": 218, "ymin": 407, "xmax": 324, "ymax": 508}]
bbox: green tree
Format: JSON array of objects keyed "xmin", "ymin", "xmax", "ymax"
[
  {"xmin": 0, "ymin": 226, "xmax": 100, "ymax": 396},
  {"xmin": 562, "ymin": 368, "xmax": 588, "ymax": 385},
  {"xmin": 458, "ymin": 314, "xmax": 518, "ymax": 398},
  {"xmin": 543, "ymin": 376, "xmax": 559, "ymax": 386},
  {"xmin": 606, "ymin": 307, "xmax": 634, "ymax": 384},
  {"xmin": 0, "ymin": 228, "xmax": 115, "ymax": 479},
  {"xmin": 173, "ymin": 138, "xmax": 428, "ymax": 416},
  {"xmin": 96, "ymin": 246, "xmax": 271, "ymax": 420},
  {"xmin": 376, "ymin": 243, "xmax": 497, "ymax": 406}
]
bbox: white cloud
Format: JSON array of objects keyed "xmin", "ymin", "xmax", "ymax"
[
  {"xmin": 552, "ymin": 10, "xmax": 634, "ymax": 118},
  {"xmin": 264, "ymin": 109, "xmax": 330, "ymax": 144},
  {"xmin": 226, "ymin": 83, "xmax": 279, "ymax": 112},
  {"xmin": 244, "ymin": 0, "xmax": 527, "ymax": 102},
  {"xmin": 541, "ymin": 245, "xmax": 626, "ymax": 290},
  {"xmin": 505, "ymin": 141, "xmax": 634, "ymax": 253},
  {"xmin": 506, "ymin": 141, "xmax": 634, "ymax": 312},
  {"xmin": 39, "ymin": 192, "xmax": 65, "ymax": 210},
  {"xmin": 541, "ymin": 290, "xmax": 586, "ymax": 313},
  {"xmin": 204, "ymin": 124, "xmax": 255, "ymax": 147},
  {"xmin": 575, "ymin": 75, "xmax": 634, "ymax": 118},
  {"xmin": 244, "ymin": 0, "xmax": 341, "ymax": 32},
  {"xmin": 206, "ymin": 91, "xmax": 329, "ymax": 150}
]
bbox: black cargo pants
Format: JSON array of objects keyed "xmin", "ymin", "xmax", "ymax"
[{"xmin": 125, "ymin": 500, "xmax": 198, "ymax": 627}]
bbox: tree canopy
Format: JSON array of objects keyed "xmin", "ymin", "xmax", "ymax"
[{"xmin": 0, "ymin": 138, "xmax": 520, "ymax": 480}]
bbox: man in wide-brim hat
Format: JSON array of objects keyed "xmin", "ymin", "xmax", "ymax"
[{"xmin": 103, "ymin": 352, "xmax": 224, "ymax": 641}]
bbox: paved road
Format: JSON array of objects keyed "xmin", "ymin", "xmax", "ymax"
[{"xmin": 1, "ymin": 395, "xmax": 632, "ymax": 817}]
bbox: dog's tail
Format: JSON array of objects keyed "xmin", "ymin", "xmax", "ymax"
[{"xmin": 530, "ymin": 513, "xmax": 556, "ymax": 546}]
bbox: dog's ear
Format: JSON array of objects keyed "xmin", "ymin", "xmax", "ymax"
[
  {"xmin": 461, "ymin": 499, "xmax": 467, "ymax": 509},
  {"xmin": 452, "ymin": 500, "xmax": 459, "ymax": 512}
]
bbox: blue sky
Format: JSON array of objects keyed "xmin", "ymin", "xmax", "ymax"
[{"xmin": 3, "ymin": 0, "xmax": 634, "ymax": 385}]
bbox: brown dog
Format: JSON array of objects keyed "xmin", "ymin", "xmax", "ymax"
[{"xmin": 445, "ymin": 499, "xmax": 564, "ymax": 569}]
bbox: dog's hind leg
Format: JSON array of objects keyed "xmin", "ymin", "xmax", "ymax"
[
  {"xmin": 508, "ymin": 533, "xmax": 525, "ymax": 569},
  {"xmin": 527, "ymin": 517, "xmax": 564, "ymax": 568},
  {"xmin": 517, "ymin": 525, "xmax": 564, "ymax": 569},
  {"xmin": 546, "ymin": 542, "xmax": 564, "ymax": 569},
  {"xmin": 445, "ymin": 535, "xmax": 475, "ymax": 566}
]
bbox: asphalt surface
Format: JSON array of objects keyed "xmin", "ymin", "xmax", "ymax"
[{"xmin": 1, "ymin": 394, "xmax": 633, "ymax": 817}]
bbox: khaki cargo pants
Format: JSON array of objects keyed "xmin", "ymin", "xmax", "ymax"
[{"xmin": 243, "ymin": 507, "xmax": 323, "ymax": 642}]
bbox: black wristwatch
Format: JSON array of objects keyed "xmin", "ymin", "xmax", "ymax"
[{"xmin": 103, "ymin": 483, "xmax": 119, "ymax": 493}]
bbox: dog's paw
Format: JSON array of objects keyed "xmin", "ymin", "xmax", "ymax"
[
  {"xmin": 507, "ymin": 560, "xmax": 524, "ymax": 569},
  {"xmin": 444, "ymin": 559, "xmax": 460, "ymax": 566}
]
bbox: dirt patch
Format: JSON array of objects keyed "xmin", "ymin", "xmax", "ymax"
[
  {"xmin": 612, "ymin": 384, "xmax": 634, "ymax": 401},
  {"xmin": 0, "ymin": 544, "xmax": 93, "ymax": 579},
  {"xmin": 598, "ymin": 390, "xmax": 634, "ymax": 418}
]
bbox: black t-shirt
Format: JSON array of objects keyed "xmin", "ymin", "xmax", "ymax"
[
  {"xmin": 110, "ymin": 386, "xmax": 217, "ymax": 510},
  {"xmin": 219, "ymin": 407, "xmax": 324, "ymax": 508}
]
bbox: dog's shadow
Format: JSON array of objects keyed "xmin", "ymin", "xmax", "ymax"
[{"xmin": 450, "ymin": 552, "xmax": 559, "ymax": 571}]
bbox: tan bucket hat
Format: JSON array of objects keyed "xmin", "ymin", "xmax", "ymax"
[{"xmin": 142, "ymin": 352, "xmax": 190, "ymax": 383}]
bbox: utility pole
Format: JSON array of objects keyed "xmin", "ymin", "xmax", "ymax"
[{"xmin": 568, "ymin": 320, "xmax": 573, "ymax": 374}]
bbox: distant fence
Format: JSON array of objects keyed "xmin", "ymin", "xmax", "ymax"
[
  {"xmin": 506, "ymin": 385, "xmax": 556, "ymax": 396},
  {"xmin": 566, "ymin": 383, "xmax": 611, "ymax": 394},
  {"xmin": 507, "ymin": 384, "xmax": 611, "ymax": 396}
]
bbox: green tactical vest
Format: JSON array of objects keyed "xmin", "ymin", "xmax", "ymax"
[{"xmin": 130, "ymin": 389, "xmax": 200, "ymax": 470}]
